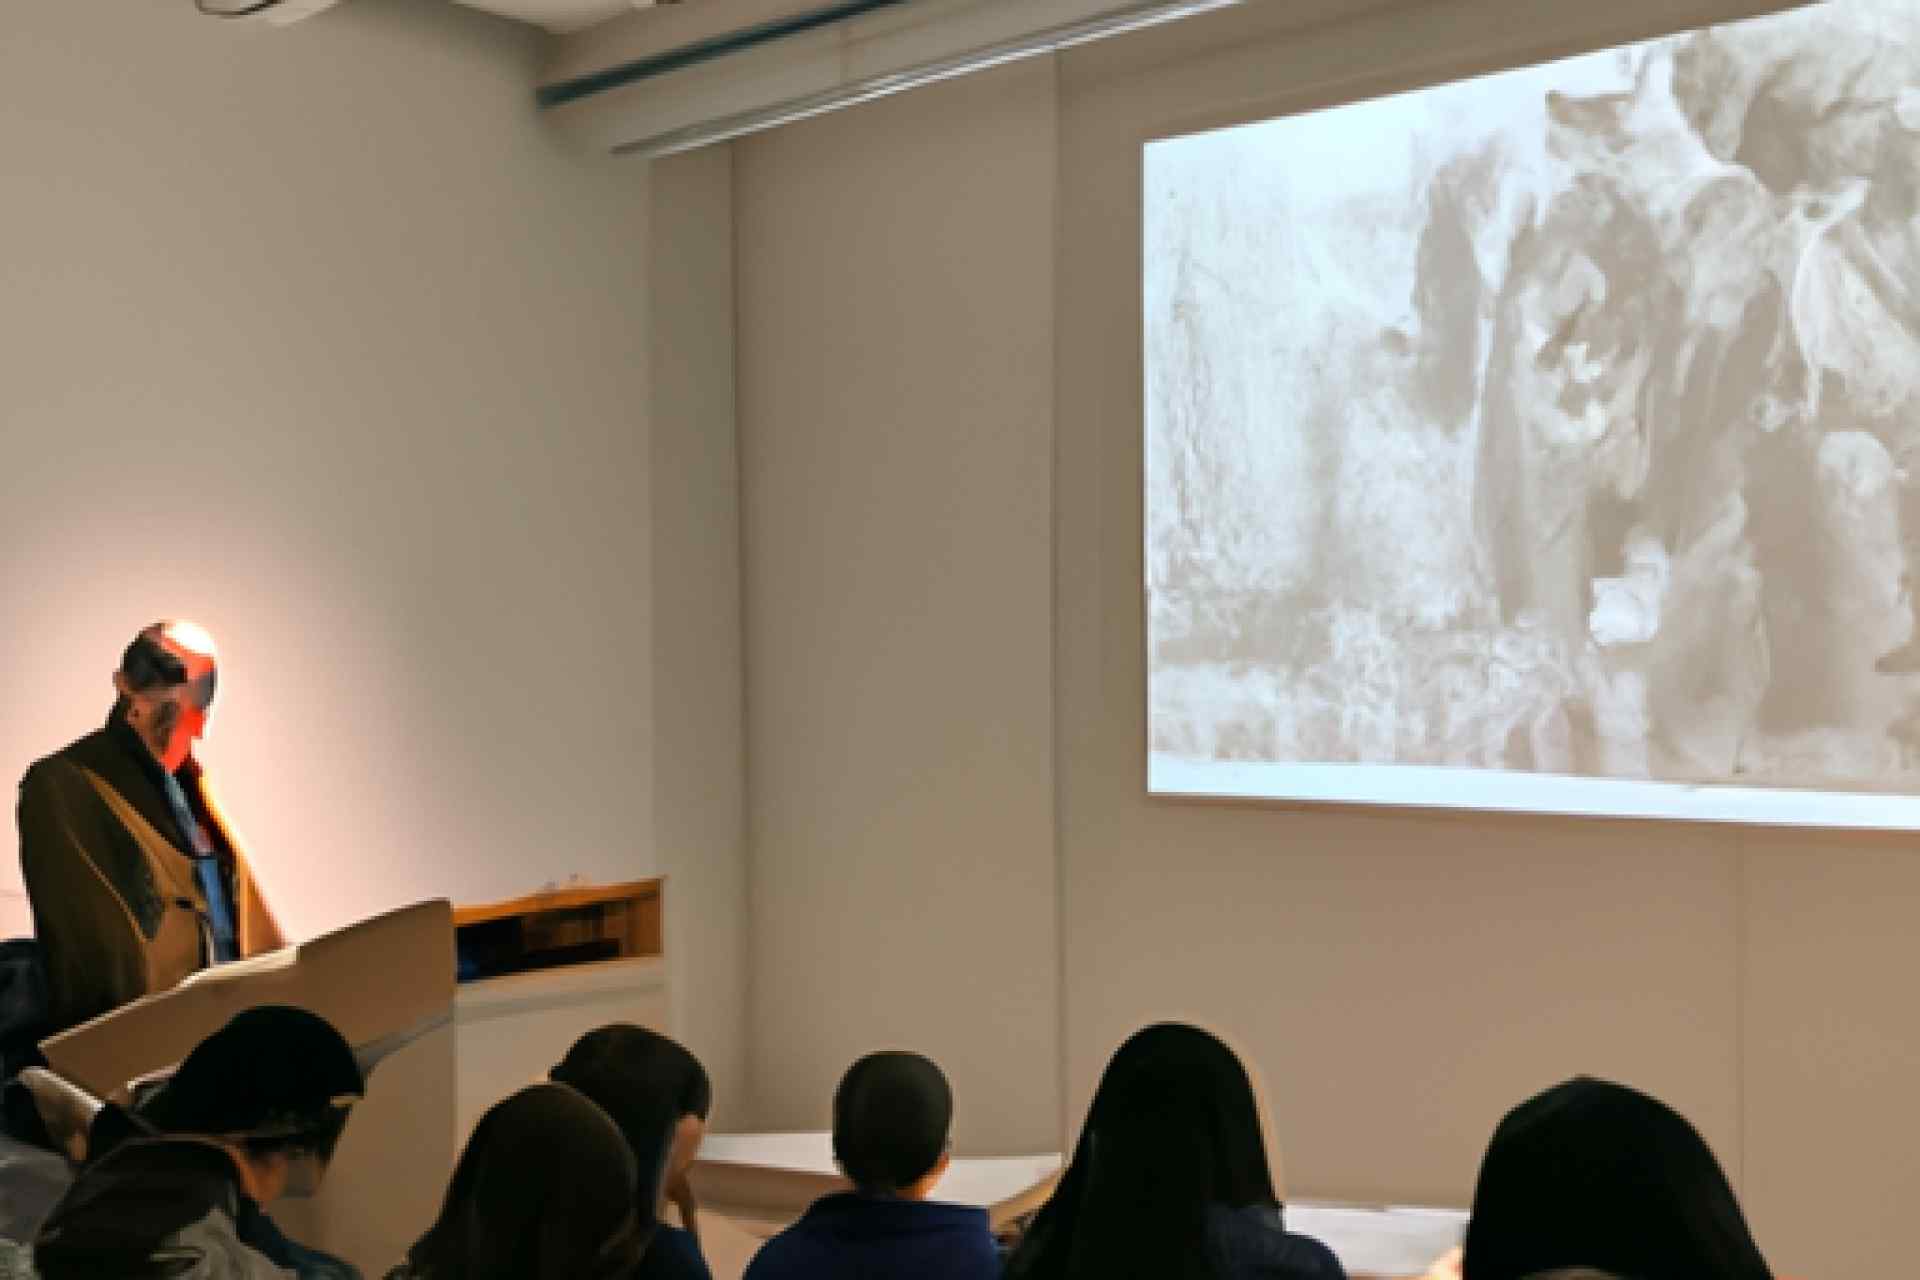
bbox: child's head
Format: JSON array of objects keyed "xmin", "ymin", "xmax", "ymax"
[
  {"xmin": 831, "ymin": 1052, "xmax": 953, "ymax": 1199},
  {"xmin": 550, "ymin": 1024, "xmax": 712, "ymax": 1202}
]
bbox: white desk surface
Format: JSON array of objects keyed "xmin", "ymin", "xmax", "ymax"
[
  {"xmin": 1287, "ymin": 1203, "xmax": 1466, "ymax": 1278},
  {"xmin": 698, "ymin": 1133, "xmax": 1464, "ymax": 1277},
  {"xmin": 698, "ymin": 1131, "xmax": 1061, "ymax": 1209}
]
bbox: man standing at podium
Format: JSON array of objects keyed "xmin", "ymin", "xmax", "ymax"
[{"xmin": 15, "ymin": 621, "xmax": 286, "ymax": 1033}]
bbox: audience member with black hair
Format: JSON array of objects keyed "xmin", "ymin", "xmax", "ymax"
[
  {"xmin": 742, "ymin": 1051, "xmax": 999, "ymax": 1280},
  {"xmin": 25, "ymin": 1005, "xmax": 364, "ymax": 1280},
  {"xmin": 1005, "ymin": 1023, "xmax": 1344, "ymax": 1280},
  {"xmin": 390, "ymin": 1082, "xmax": 663, "ymax": 1280},
  {"xmin": 1461, "ymin": 1076, "xmax": 1772, "ymax": 1280},
  {"xmin": 550, "ymin": 1025, "xmax": 714, "ymax": 1280},
  {"xmin": 15, "ymin": 621, "xmax": 286, "ymax": 1036}
]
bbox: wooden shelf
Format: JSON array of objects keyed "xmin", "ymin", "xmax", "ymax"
[{"xmin": 453, "ymin": 877, "xmax": 662, "ymax": 983}]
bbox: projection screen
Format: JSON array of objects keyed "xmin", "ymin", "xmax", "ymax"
[{"xmin": 1145, "ymin": 0, "xmax": 1920, "ymax": 827}]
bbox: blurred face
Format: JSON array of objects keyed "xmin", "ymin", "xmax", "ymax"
[
  {"xmin": 226, "ymin": 1146, "xmax": 291, "ymax": 1206},
  {"xmin": 279, "ymin": 1148, "xmax": 329, "ymax": 1199},
  {"xmin": 232, "ymin": 1145, "xmax": 328, "ymax": 1204},
  {"xmin": 116, "ymin": 640, "xmax": 216, "ymax": 771},
  {"xmin": 129, "ymin": 688, "xmax": 207, "ymax": 773}
]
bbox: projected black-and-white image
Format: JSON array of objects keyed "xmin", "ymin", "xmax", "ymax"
[{"xmin": 1146, "ymin": 0, "xmax": 1920, "ymax": 825}]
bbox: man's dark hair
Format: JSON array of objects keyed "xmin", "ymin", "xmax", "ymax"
[
  {"xmin": 120, "ymin": 625, "xmax": 188, "ymax": 694},
  {"xmin": 114, "ymin": 622, "xmax": 218, "ymax": 722},
  {"xmin": 832, "ymin": 1052, "xmax": 952, "ymax": 1195}
]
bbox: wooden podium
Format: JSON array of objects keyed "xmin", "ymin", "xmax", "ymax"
[
  {"xmin": 451, "ymin": 878, "xmax": 669, "ymax": 1137},
  {"xmin": 40, "ymin": 900, "xmax": 457, "ymax": 1278},
  {"xmin": 453, "ymin": 878, "xmax": 661, "ymax": 980}
]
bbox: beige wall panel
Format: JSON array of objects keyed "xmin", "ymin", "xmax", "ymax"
[
  {"xmin": 734, "ymin": 58, "xmax": 1061, "ymax": 1152},
  {"xmin": 1741, "ymin": 831, "xmax": 1920, "ymax": 1279},
  {"xmin": 1057, "ymin": 802, "xmax": 1743, "ymax": 1206},
  {"xmin": 651, "ymin": 145, "xmax": 752, "ymax": 1124}
]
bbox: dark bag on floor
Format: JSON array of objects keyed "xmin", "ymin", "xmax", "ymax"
[{"xmin": 0, "ymin": 940, "xmax": 51, "ymax": 1080}]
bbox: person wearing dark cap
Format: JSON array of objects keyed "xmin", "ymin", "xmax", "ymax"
[
  {"xmin": 27, "ymin": 1005, "xmax": 365, "ymax": 1280},
  {"xmin": 15, "ymin": 621, "xmax": 287, "ymax": 1035},
  {"xmin": 390, "ymin": 1082, "xmax": 663, "ymax": 1280},
  {"xmin": 1461, "ymin": 1076, "xmax": 1772, "ymax": 1280},
  {"xmin": 550, "ymin": 1024, "xmax": 714, "ymax": 1280},
  {"xmin": 743, "ymin": 1051, "xmax": 999, "ymax": 1280}
]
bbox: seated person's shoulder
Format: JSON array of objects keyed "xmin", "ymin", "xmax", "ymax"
[
  {"xmin": 1206, "ymin": 1205, "xmax": 1346, "ymax": 1280},
  {"xmin": 921, "ymin": 1200, "xmax": 1003, "ymax": 1277},
  {"xmin": 739, "ymin": 1207, "xmax": 853, "ymax": 1280},
  {"xmin": 739, "ymin": 1225, "xmax": 797, "ymax": 1280},
  {"xmin": 750, "ymin": 1195, "xmax": 998, "ymax": 1280},
  {"xmin": 637, "ymin": 1225, "xmax": 711, "ymax": 1280},
  {"xmin": 202, "ymin": 1226, "xmax": 305, "ymax": 1280}
]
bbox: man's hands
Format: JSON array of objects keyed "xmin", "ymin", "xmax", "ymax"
[{"xmin": 18, "ymin": 1067, "xmax": 101, "ymax": 1164}]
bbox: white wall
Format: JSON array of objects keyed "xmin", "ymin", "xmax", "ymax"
[
  {"xmin": 735, "ymin": 57, "xmax": 1062, "ymax": 1155},
  {"xmin": 0, "ymin": 0, "xmax": 657, "ymax": 942},
  {"xmin": 736, "ymin": 0, "xmax": 1919, "ymax": 1273},
  {"xmin": 650, "ymin": 144, "xmax": 750, "ymax": 1123}
]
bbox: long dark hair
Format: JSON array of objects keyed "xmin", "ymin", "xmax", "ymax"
[
  {"xmin": 1462, "ymin": 1077, "xmax": 1772, "ymax": 1280},
  {"xmin": 406, "ymin": 1084, "xmax": 659, "ymax": 1280},
  {"xmin": 548, "ymin": 1023, "xmax": 709, "ymax": 1224},
  {"xmin": 1006, "ymin": 1023, "xmax": 1280, "ymax": 1280}
]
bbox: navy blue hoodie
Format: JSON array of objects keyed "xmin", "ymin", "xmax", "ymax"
[{"xmin": 745, "ymin": 1193, "xmax": 1000, "ymax": 1280}]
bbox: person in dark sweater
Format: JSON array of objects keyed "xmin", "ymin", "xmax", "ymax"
[
  {"xmin": 744, "ymin": 1051, "xmax": 999, "ymax": 1280},
  {"xmin": 549, "ymin": 1026, "xmax": 714, "ymax": 1280},
  {"xmin": 1004, "ymin": 1023, "xmax": 1344, "ymax": 1280}
]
